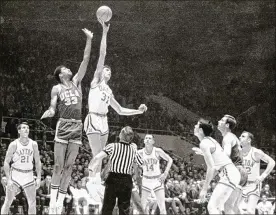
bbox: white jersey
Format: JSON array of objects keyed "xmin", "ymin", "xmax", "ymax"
[
  {"xmin": 11, "ymin": 139, "xmax": 34, "ymax": 171},
  {"xmin": 243, "ymin": 147, "xmax": 260, "ymax": 181},
  {"xmin": 140, "ymin": 147, "xmax": 161, "ymax": 177},
  {"xmin": 201, "ymin": 137, "xmax": 232, "ymax": 170},
  {"xmin": 88, "ymin": 81, "xmax": 113, "ymax": 115}
]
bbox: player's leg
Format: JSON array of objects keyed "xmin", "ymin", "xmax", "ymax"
[
  {"xmin": 154, "ymin": 188, "xmax": 167, "ymax": 215},
  {"xmin": 87, "ymin": 133, "xmax": 104, "ymax": 177},
  {"xmin": 224, "ymin": 187, "xmax": 240, "ymax": 214},
  {"xmin": 232, "ymin": 188, "xmax": 243, "ymax": 214},
  {"xmin": 23, "ymin": 184, "xmax": 37, "ymax": 215},
  {"xmin": 50, "ymin": 142, "xmax": 67, "ymax": 212},
  {"xmin": 131, "ymin": 189, "xmax": 145, "ymax": 214},
  {"xmin": 141, "ymin": 189, "xmax": 151, "ymax": 213},
  {"xmin": 244, "ymin": 194, "xmax": 259, "ymax": 214},
  {"xmin": 0, "ymin": 183, "xmax": 20, "ymax": 214},
  {"xmin": 56, "ymin": 142, "xmax": 80, "ymax": 214},
  {"xmin": 207, "ymin": 183, "xmax": 235, "ymax": 214}
]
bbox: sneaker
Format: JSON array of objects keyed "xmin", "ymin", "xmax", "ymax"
[{"xmin": 56, "ymin": 205, "xmax": 63, "ymax": 215}]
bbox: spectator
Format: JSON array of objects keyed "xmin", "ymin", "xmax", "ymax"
[
  {"xmin": 69, "ymin": 180, "xmax": 90, "ymax": 215},
  {"xmin": 37, "ymin": 175, "xmax": 52, "ymax": 211},
  {"xmin": 257, "ymin": 194, "xmax": 274, "ymax": 215},
  {"xmin": 261, "ymin": 184, "xmax": 273, "ymax": 198}
]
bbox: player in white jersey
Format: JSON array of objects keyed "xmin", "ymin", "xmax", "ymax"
[
  {"xmin": 1, "ymin": 122, "xmax": 41, "ymax": 215},
  {"xmin": 238, "ymin": 131, "xmax": 275, "ymax": 214},
  {"xmin": 84, "ymin": 19, "xmax": 147, "ymax": 183},
  {"xmin": 194, "ymin": 119, "xmax": 241, "ymax": 215},
  {"xmin": 138, "ymin": 134, "xmax": 173, "ymax": 215}
]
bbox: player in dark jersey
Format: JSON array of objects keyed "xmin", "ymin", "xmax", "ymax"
[
  {"xmin": 218, "ymin": 115, "xmax": 248, "ymax": 214},
  {"xmin": 41, "ymin": 28, "xmax": 93, "ymax": 214}
]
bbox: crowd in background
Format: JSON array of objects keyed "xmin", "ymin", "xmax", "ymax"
[{"xmin": 0, "ymin": 124, "xmax": 275, "ymax": 215}]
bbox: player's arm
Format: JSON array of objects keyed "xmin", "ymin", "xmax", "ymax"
[
  {"xmin": 200, "ymin": 141, "xmax": 216, "ymax": 192},
  {"xmin": 41, "ymin": 86, "xmax": 59, "ymax": 119},
  {"xmin": 91, "ymin": 20, "xmax": 110, "ymax": 85},
  {"xmin": 222, "ymin": 136, "xmax": 233, "ymax": 158},
  {"xmin": 156, "ymin": 148, "xmax": 173, "ymax": 177},
  {"xmin": 72, "ymin": 28, "xmax": 93, "ymax": 86},
  {"xmin": 33, "ymin": 141, "xmax": 42, "ymax": 188},
  {"xmin": 255, "ymin": 149, "xmax": 275, "ymax": 182},
  {"xmin": 110, "ymin": 96, "xmax": 147, "ymax": 116},
  {"xmin": 3, "ymin": 141, "xmax": 16, "ymax": 179}
]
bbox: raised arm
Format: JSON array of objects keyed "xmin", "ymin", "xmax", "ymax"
[
  {"xmin": 91, "ymin": 20, "xmax": 110, "ymax": 85},
  {"xmin": 72, "ymin": 28, "xmax": 93, "ymax": 86},
  {"xmin": 4, "ymin": 141, "xmax": 16, "ymax": 180},
  {"xmin": 222, "ymin": 135, "xmax": 235, "ymax": 158},
  {"xmin": 110, "ymin": 97, "xmax": 147, "ymax": 116},
  {"xmin": 33, "ymin": 141, "xmax": 42, "ymax": 189},
  {"xmin": 255, "ymin": 149, "xmax": 275, "ymax": 183},
  {"xmin": 41, "ymin": 85, "xmax": 59, "ymax": 119}
]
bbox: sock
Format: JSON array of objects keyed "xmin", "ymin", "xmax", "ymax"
[
  {"xmin": 57, "ymin": 188, "xmax": 67, "ymax": 206},
  {"xmin": 50, "ymin": 184, "xmax": 59, "ymax": 205}
]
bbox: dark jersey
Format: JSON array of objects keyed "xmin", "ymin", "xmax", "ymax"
[
  {"xmin": 57, "ymin": 82, "xmax": 82, "ymax": 120},
  {"xmin": 222, "ymin": 132, "xmax": 243, "ymax": 166}
]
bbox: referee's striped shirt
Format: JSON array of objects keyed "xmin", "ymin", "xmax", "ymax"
[{"xmin": 103, "ymin": 142, "xmax": 143, "ymax": 175}]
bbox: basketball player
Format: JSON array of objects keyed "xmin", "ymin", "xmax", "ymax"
[
  {"xmin": 194, "ymin": 119, "xmax": 241, "ymax": 215},
  {"xmin": 1, "ymin": 122, "xmax": 41, "ymax": 215},
  {"xmin": 239, "ymin": 131, "xmax": 275, "ymax": 215},
  {"xmin": 84, "ymin": 19, "xmax": 147, "ymax": 182},
  {"xmin": 41, "ymin": 28, "xmax": 93, "ymax": 214},
  {"xmin": 217, "ymin": 114, "xmax": 248, "ymax": 214},
  {"xmin": 138, "ymin": 134, "xmax": 173, "ymax": 215}
]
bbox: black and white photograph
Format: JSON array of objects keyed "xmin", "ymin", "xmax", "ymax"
[{"xmin": 0, "ymin": 1, "xmax": 275, "ymax": 215}]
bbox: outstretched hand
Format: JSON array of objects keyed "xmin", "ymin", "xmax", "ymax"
[
  {"xmin": 82, "ymin": 28, "xmax": 93, "ymax": 39},
  {"xmin": 41, "ymin": 109, "xmax": 55, "ymax": 120},
  {"xmin": 98, "ymin": 18, "xmax": 110, "ymax": 33},
  {"xmin": 138, "ymin": 104, "xmax": 148, "ymax": 113}
]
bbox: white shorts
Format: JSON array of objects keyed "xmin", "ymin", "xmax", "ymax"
[
  {"xmin": 84, "ymin": 113, "xmax": 109, "ymax": 135},
  {"xmin": 218, "ymin": 163, "xmax": 241, "ymax": 190},
  {"xmin": 142, "ymin": 175, "xmax": 163, "ymax": 192},
  {"xmin": 242, "ymin": 181, "xmax": 261, "ymax": 198},
  {"xmin": 11, "ymin": 168, "xmax": 35, "ymax": 189}
]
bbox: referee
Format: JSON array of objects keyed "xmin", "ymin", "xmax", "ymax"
[{"xmin": 89, "ymin": 126, "xmax": 143, "ymax": 215}]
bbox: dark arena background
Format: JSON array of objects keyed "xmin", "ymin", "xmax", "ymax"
[{"xmin": 0, "ymin": 1, "xmax": 275, "ymax": 215}]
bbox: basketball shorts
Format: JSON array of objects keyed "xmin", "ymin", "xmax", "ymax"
[
  {"xmin": 218, "ymin": 163, "xmax": 241, "ymax": 190},
  {"xmin": 242, "ymin": 181, "xmax": 261, "ymax": 198},
  {"xmin": 237, "ymin": 166, "xmax": 248, "ymax": 187},
  {"xmin": 55, "ymin": 118, "xmax": 82, "ymax": 145},
  {"xmin": 84, "ymin": 112, "xmax": 109, "ymax": 135},
  {"xmin": 142, "ymin": 175, "xmax": 164, "ymax": 192},
  {"xmin": 11, "ymin": 168, "xmax": 35, "ymax": 189}
]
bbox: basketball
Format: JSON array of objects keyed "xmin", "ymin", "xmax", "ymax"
[{"xmin": 96, "ymin": 6, "xmax": 112, "ymax": 22}]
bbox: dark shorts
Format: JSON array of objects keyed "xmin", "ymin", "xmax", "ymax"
[
  {"xmin": 237, "ymin": 166, "xmax": 248, "ymax": 187},
  {"xmin": 54, "ymin": 118, "xmax": 82, "ymax": 145}
]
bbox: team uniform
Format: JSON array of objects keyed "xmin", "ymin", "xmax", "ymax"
[
  {"xmin": 54, "ymin": 82, "xmax": 82, "ymax": 145},
  {"xmin": 242, "ymin": 147, "xmax": 261, "ymax": 198},
  {"xmin": 222, "ymin": 133, "xmax": 248, "ymax": 187},
  {"xmin": 84, "ymin": 80, "xmax": 113, "ymax": 136},
  {"xmin": 10, "ymin": 139, "xmax": 35, "ymax": 189},
  {"xmin": 203, "ymin": 137, "xmax": 241, "ymax": 189},
  {"xmin": 139, "ymin": 147, "xmax": 163, "ymax": 192}
]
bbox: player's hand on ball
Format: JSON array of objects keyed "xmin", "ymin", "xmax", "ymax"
[
  {"xmin": 199, "ymin": 189, "xmax": 207, "ymax": 203},
  {"xmin": 138, "ymin": 104, "xmax": 147, "ymax": 113},
  {"xmin": 82, "ymin": 28, "xmax": 93, "ymax": 39},
  {"xmin": 98, "ymin": 18, "xmax": 110, "ymax": 33}
]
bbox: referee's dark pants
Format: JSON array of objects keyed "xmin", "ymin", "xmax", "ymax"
[{"xmin": 102, "ymin": 172, "xmax": 133, "ymax": 215}]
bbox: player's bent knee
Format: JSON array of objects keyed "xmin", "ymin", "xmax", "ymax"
[{"xmin": 53, "ymin": 163, "xmax": 63, "ymax": 173}]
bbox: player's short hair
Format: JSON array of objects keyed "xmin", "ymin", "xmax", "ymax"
[
  {"xmin": 120, "ymin": 126, "xmax": 134, "ymax": 143},
  {"xmin": 242, "ymin": 131, "xmax": 254, "ymax": 143},
  {"xmin": 103, "ymin": 65, "xmax": 111, "ymax": 70},
  {"xmin": 224, "ymin": 115, "xmax": 237, "ymax": 130},
  {"xmin": 198, "ymin": 118, "xmax": 214, "ymax": 136},
  {"xmin": 17, "ymin": 122, "xmax": 29, "ymax": 131},
  {"xmin": 145, "ymin": 134, "xmax": 155, "ymax": 139},
  {"xmin": 54, "ymin": 65, "xmax": 66, "ymax": 83}
]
